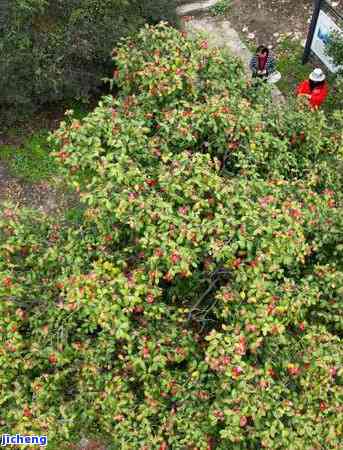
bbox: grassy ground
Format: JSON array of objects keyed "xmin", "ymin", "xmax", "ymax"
[
  {"xmin": 0, "ymin": 100, "xmax": 90, "ymax": 183},
  {"xmin": 0, "ymin": 131, "xmax": 58, "ymax": 183},
  {"xmin": 276, "ymin": 38, "xmax": 311, "ymax": 95}
]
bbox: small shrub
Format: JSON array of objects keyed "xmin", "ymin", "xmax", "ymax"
[
  {"xmin": 210, "ymin": 0, "xmax": 231, "ymax": 16},
  {"xmin": 0, "ymin": 132, "xmax": 59, "ymax": 182}
]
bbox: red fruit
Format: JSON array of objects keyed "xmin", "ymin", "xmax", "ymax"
[
  {"xmin": 328, "ymin": 199, "xmax": 335, "ymax": 208},
  {"xmin": 213, "ymin": 410, "xmax": 224, "ymax": 421},
  {"xmin": 3, "ymin": 276, "xmax": 13, "ymax": 287},
  {"xmin": 235, "ymin": 340, "xmax": 246, "ymax": 356},
  {"xmin": 163, "ymin": 272, "xmax": 173, "ymax": 282},
  {"xmin": 232, "ymin": 366, "xmax": 243, "ymax": 378},
  {"xmin": 267, "ymin": 368, "xmax": 277, "ymax": 379},
  {"xmin": 146, "ymin": 179, "xmax": 157, "ymax": 187},
  {"xmin": 142, "ymin": 347, "xmax": 150, "ymax": 359},
  {"xmin": 16, "ymin": 308, "xmax": 27, "ymax": 320},
  {"xmin": 114, "ymin": 414, "xmax": 124, "ymax": 422},
  {"xmin": 57, "ymin": 150, "xmax": 68, "ymax": 160},
  {"xmin": 246, "ymin": 323, "xmax": 257, "ymax": 333},
  {"xmin": 178, "ymin": 206, "xmax": 188, "ymax": 214},
  {"xmin": 259, "ymin": 380, "xmax": 269, "ymax": 389},
  {"xmin": 240, "ymin": 416, "xmax": 248, "ymax": 427},
  {"xmin": 289, "ymin": 208, "xmax": 302, "ymax": 219},
  {"xmin": 232, "ymin": 258, "xmax": 242, "ymax": 269},
  {"xmin": 319, "ymin": 401, "xmax": 327, "ymax": 412},
  {"xmin": 258, "ymin": 196, "xmax": 274, "ymax": 208},
  {"xmin": 71, "ymin": 121, "xmax": 81, "ymax": 130},
  {"xmin": 128, "ymin": 192, "xmax": 138, "ymax": 202},
  {"xmin": 159, "ymin": 443, "xmax": 168, "ymax": 450},
  {"xmin": 133, "ymin": 306, "xmax": 144, "ymax": 314},
  {"xmin": 267, "ymin": 303, "xmax": 275, "ymax": 315},
  {"xmin": 200, "ymin": 40, "xmax": 208, "ymax": 49},
  {"xmin": 223, "ymin": 292, "xmax": 234, "ymax": 302},
  {"xmin": 48, "ymin": 353, "xmax": 58, "ymax": 365},
  {"xmin": 290, "ymin": 135, "xmax": 297, "ymax": 145},
  {"xmin": 221, "ymin": 356, "xmax": 231, "ymax": 365},
  {"xmin": 299, "ymin": 322, "xmax": 305, "ymax": 332},
  {"xmin": 170, "ymin": 252, "xmax": 181, "ymax": 264},
  {"xmin": 287, "ymin": 365, "xmax": 300, "ymax": 376},
  {"xmin": 155, "ymin": 248, "xmax": 164, "ymax": 257},
  {"xmin": 5, "ymin": 341, "xmax": 16, "ymax": 352},
  {"xmin": 228, "ymin": 141, "xmax": 239, "ymax": 150},
  {"xmin": 23, "ymin": 406, "xmax": 32, "ymax": 418},
  {"xmin": 329, "ymin": 367, "xmax": 337, "ymax": 377},
  {"xmin": 179, "ymin": 270, "xmax": 189, "ymax": 278},
  {"xmin": 146, "ymin": 293, "xmax": 154, "ymax": 304}
]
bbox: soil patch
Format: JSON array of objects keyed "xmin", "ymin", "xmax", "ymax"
[
  {"xmin": 228, "ymin": 0, "xmax": 343, "ymax": 51},
  {"xmin": 0, "ymin": 161, "xmax": 79, "ymax": 215}
]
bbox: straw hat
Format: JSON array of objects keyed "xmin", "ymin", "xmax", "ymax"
[{"xmin": 309, "ymin": 68, "xmax": 326, "ymax": 82}]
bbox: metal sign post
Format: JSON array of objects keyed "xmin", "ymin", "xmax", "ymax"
[{"xmin": 303, "ymin": 0, "xmax": 324, "ymax": 64}]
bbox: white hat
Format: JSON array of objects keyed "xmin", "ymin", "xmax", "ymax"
[{"xmin": 309, "ymin": 68, "xmax": 326, "ymax": 82}]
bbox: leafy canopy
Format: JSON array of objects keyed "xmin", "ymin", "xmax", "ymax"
[{"xmin": 0, "ymin": 23, "xmax": 342, "ymax": 450}]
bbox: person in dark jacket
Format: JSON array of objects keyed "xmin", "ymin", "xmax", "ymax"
[{"xmin": 249, "ymin": 45, "xmax": 276, "ymax": 81}]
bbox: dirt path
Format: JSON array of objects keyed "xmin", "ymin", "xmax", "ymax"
[
  {"xmin": 228, "ymin": 0, "xmax": 313, "ymax": 50},
  {"xmin": 228, "ymin": 0, "xmax": 343, "ymax": 51}
]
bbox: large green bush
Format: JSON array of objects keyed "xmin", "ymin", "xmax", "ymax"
[
  {"xmin": 0, "ymin": 0, "xmax": 178, "ymax": 126},
  {"xmin": 0, "ymin": 24, "xmax": 342, "ymax": 449}
]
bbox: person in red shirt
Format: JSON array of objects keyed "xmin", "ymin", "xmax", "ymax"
[{"xmin": 296, "ymin": 68, "xmax": 328, "ymax": 109}]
